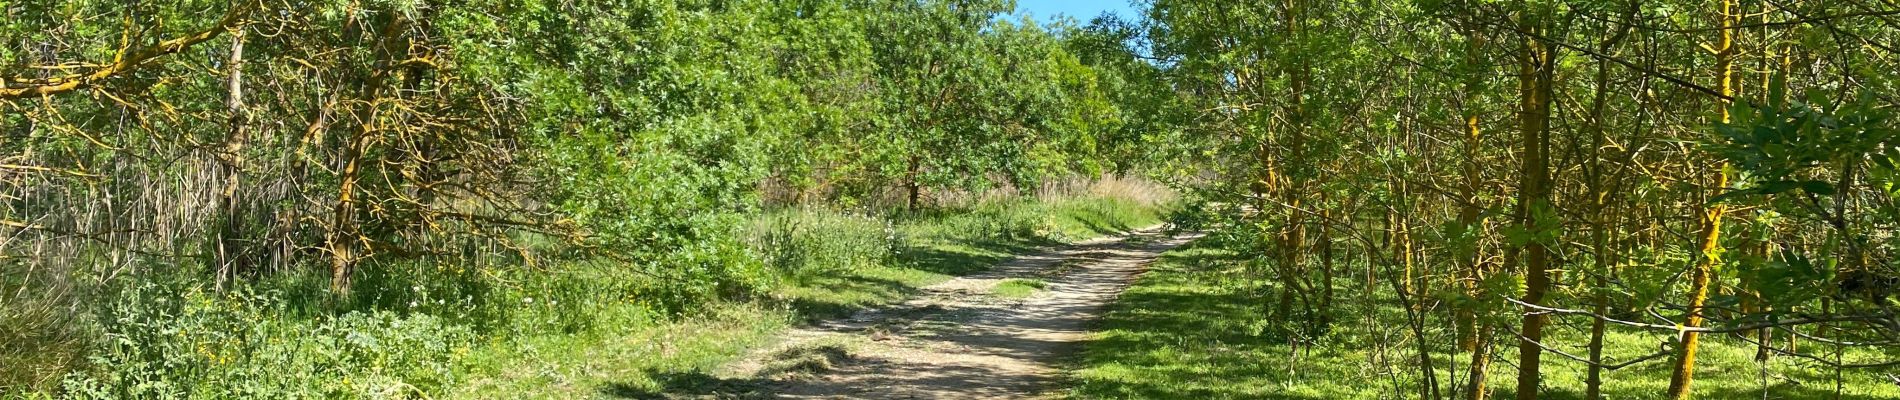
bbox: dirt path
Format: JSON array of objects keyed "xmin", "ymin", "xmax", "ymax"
[{"xmin": 723, "ymin": 226, "xmax": 1199, "ymax": 399}]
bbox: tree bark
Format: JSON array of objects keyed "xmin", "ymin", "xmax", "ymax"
[
  {"xmin": 1465, "ymin": 323, "xmax": 1496, "ymax": 400},
  {"xmin": 1273, "ymin": 0, "xmax": 1312, "ymax": 322},
  {"xmin": 1453, "ymin": 10, "xmax": 1489, "ymax": 354},
  {"xmin": 1585, "ymin": 7, "xmax": 1633, "ymax": 398},
  {"xmin": 906, "ymin": 154, "xmax": 923, "ymax": 211},
  {"xmin": 215, "ymin": 26, "xmax": 248, "ymax": 291},
  {"xmin": 1512, "ymin": 6, "xmax": 1557, "ymax": 400},
  {"xmin": 1453, "ymin": 17, "xmax": 1490, "ymax": 396},
  {"xmin": 1666, "ymin": 1, "xmax": 1738, "ymax": 398},
  {"xmin": 330, "ymin": 13, "xmax": 408, "ymax": 294}
]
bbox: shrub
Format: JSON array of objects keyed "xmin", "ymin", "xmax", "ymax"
[{"xmin": 57, "ymin": 279, "xmax": 473, "ymax": 399}]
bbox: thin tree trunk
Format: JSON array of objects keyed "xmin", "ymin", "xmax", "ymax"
[
  {"xmin": 1585, "ymin": 7, "xmax": 1632, "ymax": 398},
  {"xmin": 1319, "ymin": 202, "xmax": 1336, "ymax": 325},
  {"xmin": 1753, "ymin": 240, "xmax": 1775, "ymax": 361},
  {"xmin": 215, "ymin": 26, "xmax": 248, "ymax": 291},
  {"xmin": 1275, "ymin": 0, "xmax": 1311, "ymax": 322},
  {"xmin": 1744, "ymin": 3, "xmax": 1776, "ymax": 357},
  {"xmin": 1392, "ymin": 260, "xmax": 1443, "ymax": 400},
  {"xmin": 1512, "ymin": 6, "xmax": 1557, "ymax": 399},
  {"xmin": 906, "ymin": 155, "xmax": 922, "ymax": 211},
  {"xmin": 1465, "ymin": 323, "xmax": 1496, "ymax": 400},
  {"xmin": 1453, "ymin": 9, "xmax": 1489, "ymax": 354},
  {"xmin": 1666, "ymin": 1, "xmax": 1738, "ymax": 397}
]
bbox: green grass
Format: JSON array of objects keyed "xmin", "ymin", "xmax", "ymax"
[
  {"xmin": 1068, "ymin": 242, "xmax": 1900, "ymax": 400},
  {"xmin": 993, "ymin": 278, "xmax": 1049, "ymax": 299},
  {"xmin": 450, "ymin": 304, "xmax": 790, "ymax": 399}
]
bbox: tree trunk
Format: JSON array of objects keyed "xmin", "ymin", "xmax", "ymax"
[
  {"xmin": 1666, "ymin": 1, "xmax": 1738, "ymax": 397},
  {"xmin": 1319, "ymin": 203, "xmax": 1336, "ymax": 325},
  {"xmin": 330, "ymin": 13, "xmax": 407, "ymax": 294},
  {"xmin": 1453, "ymin": 16, "xmax": 1488, "ymax": 354},
  {"xmin": 1274, "ymin": 0, "xmax": 1311, "ymax": 323},
  {"xmin": 1465, "ymin": 323, "xmax": 1496, "ymax": 400},
  {"xmin": 1512, "ymin": 6, "xmax": 1557, "ymax": 400},
  {"xmin": 215, "ymin": 26, "xmax": 248, "ymax": 291},
  {"xmin": 906, "ymin": 155, "xmax": 923, "ymax": 211},
  {"xmin": 1585, "ymin": 8, "xmax": 1632, "ymax": 398}
]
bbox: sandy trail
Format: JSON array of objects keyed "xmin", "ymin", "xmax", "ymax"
[{"xmin": 725, "ymin": 226, "xmax": 1199, "ymax": 399}]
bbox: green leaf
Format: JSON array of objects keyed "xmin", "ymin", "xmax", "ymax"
[{"xmin": 1798, "ymin": 180, "xmax": 1836, "ymax": 196}]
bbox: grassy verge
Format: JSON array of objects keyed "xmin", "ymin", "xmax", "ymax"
[
  {"xmin": 448, "ymin": 195, "xmax": 1166, "ymax": 398},
  {"xmin": 1067, "ymin": 241, "xmax": 1900, "ymax": 400}
]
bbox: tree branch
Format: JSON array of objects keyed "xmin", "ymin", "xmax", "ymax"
[{"xmin": 0, "ymin": 1, "xmax": 255, "ymax": 99}]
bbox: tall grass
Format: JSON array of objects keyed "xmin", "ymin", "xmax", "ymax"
[{"xmin": 0, "ymin": 267, "xmax": 84, "ymax": 394}]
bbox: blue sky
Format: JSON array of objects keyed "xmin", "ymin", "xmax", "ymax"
[{"xmin": 1011, "ymin": 0, "xmax": 1139, "ymax": 24}]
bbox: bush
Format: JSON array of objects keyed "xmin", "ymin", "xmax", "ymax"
[{"xmin": 57, "ymin": 279, "xmax": 473, "ymax": 399}]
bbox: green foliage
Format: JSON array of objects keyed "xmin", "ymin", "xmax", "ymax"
[
  {"xmin": 1499, "ymin": 200, "xmax": 1563, "ymax": 249},
  {"xmin": 1710, "ymin": 90, "xmax": 1900, "ymax": 309},
  {"xmin": 58, "ymin": 279, "xmax": 472, "ymax": 399},
  {"xmin": 1711, "ymin": 92, "xmax": 1896, "ymax": 204}
]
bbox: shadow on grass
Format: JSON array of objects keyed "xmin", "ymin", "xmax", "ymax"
[
  {"xmin": 771, "ymin": 237, "xmax": 1045, "ymax": 323},
  {"xmin": 592, "ymin": 346, "xmax": 865, "ymax": 399},
  {"xmin": 779, "ymin": 273, "xmax": 916, "ymax": 322},
  {"xmin": 1068, "ymin": 242, "xmax": 1315, "ymax": 399},
  {"xmin": 1062, "ymin": 207, "xmax": 1142, "ymax": 239},
  {"xmin": 898, "ymin": 240, "xmax": 1041, "ymax": 276},
  {"xmin": 1485, "ymin": 383, "xmax": 1890, "ymax": 400},
  {"xmin": 598, "ymin": 369, "xmax": 773, "ymax": 399}
]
